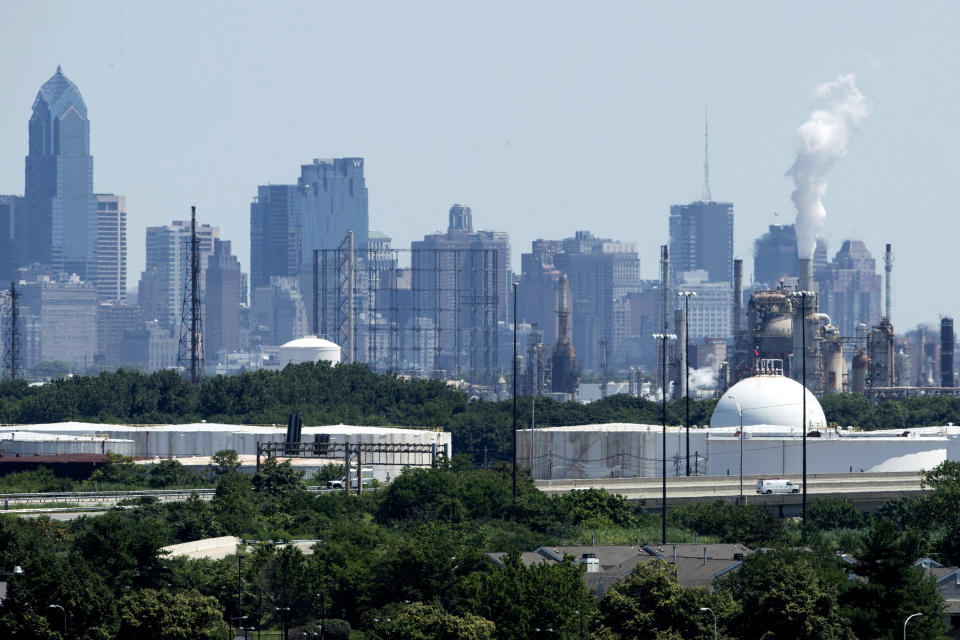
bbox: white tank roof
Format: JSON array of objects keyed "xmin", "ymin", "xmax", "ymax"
[
  {"xmin": 711, "ymin": 374, "xmax": 827, "ymax": 429},
  {"xmin": 280, "ymin": 336, "xmax": 341, "ymax": 350}
]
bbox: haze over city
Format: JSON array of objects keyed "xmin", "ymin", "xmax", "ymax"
[{"xmin": 1, "ymin": 1, "xmax": 958, "ymax": 329}]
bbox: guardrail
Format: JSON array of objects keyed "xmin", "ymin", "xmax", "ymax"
[{"xmin": 0, "ymin": 486, "xmax": 331, "ymax": 509}]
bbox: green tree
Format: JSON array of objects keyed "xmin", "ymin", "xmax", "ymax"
[
  {"xmin": 209, "ymin": 449, "xmax": 241, "ymax": 476},
  {"xmin": 0, "ymin": 549, "xmax": 117, "ymax": 639},
  {"xmin": 457, "ymin": 552, "xmax": 594, "ymax": 640},
  {"xmin": 252, "ymin": 458, "xmax": 305, "ymax": 498},
  {"xmin": 669, "ymin": 501, "xmax": 785, "ymax": 545},
  {"xmin": 148, "ymin": 458, "xmax": 203, "ymax": 488},
  {"xmin": 249, "ymin": 544, "xmax": 314, "ymax": 631},
  {"xmin": 841, "ymin": 519, "xmax": 945, "ymax": 640},
  {"xmin": 715, "ymin": 549, "xmax": 855, "ymax": 640},
  {"xmin": 116, "ymin": 588, "xmax": 230, "ymax": 640},
  {"xmin": 594, "ymin": 560, "xmax": 737, "ymax": 640},
  {"xmin": 211, "ymin": 470, "xmax": 260, "ymax": 536},
  {"xmin": 70, "ymin": 509, "xmax": 172, "ymax": 588},
  {"xmin": 807, "ymin": 497, "xmax": 871, "ymax": 530},
  {"xmin": 369, "ymin": 602, "xmax": 495, "ymax": 640},
  {"xmin": 88, "ymin": 452, "xmax": 148, "ymax": 487}
]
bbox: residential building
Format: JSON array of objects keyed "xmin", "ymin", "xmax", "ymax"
[
  {"xmin": 95, "ymin": 303, "xmax": 144, "ymax": 368},
  {"xmin": 93, "ymin": 194, "xmax": 127, "ymax": 302},
  {"xmin": 23, "ymin": 67, "xmax": 98, "ymax": 279},
  {"xmin": 19, "ymin": 275, "xmax": 99, "ymax": 371},
  {"xmin": 138, "ymin": 219, "xmax": 219, "ymax": 332},
  {"xmin": 487, "ymin": 544, "xmax": 752, "ymax": 595},
  {"xmin": 409, "ymin": 205, "xmax": 510, "ymax": 380}
]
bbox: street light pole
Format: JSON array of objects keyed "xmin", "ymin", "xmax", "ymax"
[
  {"xmin": 904, "ymin": 612, "xmax": 923, "ymax": 640},
  {"xmin": 679, "ymin": 291, "xmax": 696, "ymax": 476},
  {"xmin": 48, "ymin": 604, "xmax": 67, "ymax": 634},
  {"xmin": 653, "ymin": 332, "xmax": 676, "ymax": 545},
  {"xmin": 513, "ymin": 282, "xmax": 518, "ymax": 499},
  {"xmin": 699, "ymin": 607, "xmax": 717, "ymax": 640},
  {"xmin": 728, "ymin": 396, "xmax": 744, "ymax": 503}
]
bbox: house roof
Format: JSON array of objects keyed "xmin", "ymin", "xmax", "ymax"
[{"xmin": 486, "ymin": 543, "xmax": 753, "ymax": 595}]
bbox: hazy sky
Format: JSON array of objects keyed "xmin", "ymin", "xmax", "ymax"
[{"xmin": 0, "ymin": 1, "xmax": 957, "ymax": 329}]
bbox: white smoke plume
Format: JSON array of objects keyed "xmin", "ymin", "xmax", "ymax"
[{"xmin": 786, "ymin": 73, "xmax": 872, "ymax": 258}]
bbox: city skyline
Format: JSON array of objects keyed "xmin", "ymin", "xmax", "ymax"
[{"xmin": 1, "ymin": 2, "xmax": 958, "ymax": 329}]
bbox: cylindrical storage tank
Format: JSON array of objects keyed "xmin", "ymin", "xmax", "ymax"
[
  {"xmin": 853, "ymin": 353, "xmax": 870, "ymax": 394},
  {"xmin": 823, "ymin": 341, "xmax": 844, "ymax": 394},
  {"xmin": 941, "ymin": 317, "xmax": 954, "ymax": 388},
  {"xmin": 277, "ymin": 336, "xmax": 343, "ymax": 366},
  {"xmin": 0, "ymin": 436, "xmax": 136, "ymax": 457}
]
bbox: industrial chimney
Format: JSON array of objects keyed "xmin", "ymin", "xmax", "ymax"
[
  {"xmin": 884, "ymin": 243, "xmax": 893, "ymax": 321},
  {"xmin": 798, "ymin": 257, "xmax": 813, "ymax": 293},
  {"xmin": 733, "ymin": 259, "xmax": 743, "ymax": 334}
]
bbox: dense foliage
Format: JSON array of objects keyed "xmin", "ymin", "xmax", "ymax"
[{"xmin": 0, "ymin": 460, "xmax": 955, "ymax": 638}]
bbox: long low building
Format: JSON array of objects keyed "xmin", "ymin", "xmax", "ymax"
[
  {"xmin": 519, "ymin": 371, "xmax": 960, "ymax": 480},
  {"xmin": 518, "ymin": 423, "xmax": 960, "ymax": 480},
  {"xmin": 0, "ymin": 422, "xmax": 452, "ymax": 482}
]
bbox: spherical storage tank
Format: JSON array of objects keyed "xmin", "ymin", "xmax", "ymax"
[
  {"xmin": 711, "ymin": 374, "xmax": 826, "ymax": 430},
  {"xmin": 276, "ymin": 336, "xmax": 343, "ymax": 366}
]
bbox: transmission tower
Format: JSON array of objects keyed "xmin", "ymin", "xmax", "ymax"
[
  {"xmin": 177, "ymin": 206, "xmax": 204, "ymax": 387},
  {"xmin": 3, "ymin": 281, "xmax": 21, "ymax": 381}
]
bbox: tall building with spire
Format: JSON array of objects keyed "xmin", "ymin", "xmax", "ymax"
[{"xmin": 23, "ymin": 66, "xmax": 97, "ymax": 280}]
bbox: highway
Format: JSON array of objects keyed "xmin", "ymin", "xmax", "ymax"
[
  {"xmin": 0, "ymin": 473, "xmax": 930, "ymax": 519},
  {"xmin": 534, "ymin": 471, "xmax": 929, "ymax": 515}
]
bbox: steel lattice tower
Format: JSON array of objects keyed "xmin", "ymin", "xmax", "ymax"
[{"xmin": 177, "ymin": 206, "xmax": 204, "ymax": 387}]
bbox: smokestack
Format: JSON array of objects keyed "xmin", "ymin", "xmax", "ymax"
[
  {"xmin": 798, "ymin": 257, "xmax": 813, "ymax": 293},
  {"xmin": 733, "ymin": 259, "xmax": 743, "ymax": 334},
  {"xmin": 884, "ymin": 243, "xmax": 893, "ymax": 322},
  {"xmin": 557, "ymin": 274, "xmax": 570, "ymax": 345},
  {"xmin": 941, "ymin": 317, "xmax": 954, "ymax": 388}
]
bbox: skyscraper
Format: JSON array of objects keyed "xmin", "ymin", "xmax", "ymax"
[
  {"xmin": 23, "ymin": 67, "xmax": 97, "ymax": 279},
  {"xmin": 409, "ymin": 205, "xmax": 510, "ymax": 379},
  {"xmin": 205, "ymin": 239, "xmax": 244, "ymax": 356},
  {"xmin": 668, "ymin": 201, "xmax": 734, "ymax": 286},
  {"xmin": 0, "ymin": 196, "xmax": 21, "ymax": 284},
  {"xmin": 819, "ymin": 240, "xmax": 882, "ymax": 337},
  {"xmin": 94, "ymin": 194, "xmax": 127, "ymax": 302},
  {"xmin": 250, "ymin": 158, "xmax": 369, "ymax": 290},
  {"xmin": 139, "ymin": 219, "xmax": 219, "ymax": 332}
]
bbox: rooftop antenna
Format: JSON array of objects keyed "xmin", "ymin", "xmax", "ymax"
[{"xmin": 702, "ymin": 106, "xmax": 712, "ymax": 202}]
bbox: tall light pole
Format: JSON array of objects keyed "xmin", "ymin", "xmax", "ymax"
[
  {"xmin": 699, "ymin": 607, "xmax": 717, "ymax": 640},
  {"xmin": 653, "ymin": 332, "xmax": 676, "ymax": 544},
  {"xmin": 728, "ymin": 395, "xmax": 744, "ymax": 502},
  {"xmin": 679, "ymin": 291, "xmax": 696, "ymax": 476},
  {"xmin": 513, "ymin": 282, "xmax": 518, "ymax": 499},
  {"xmin": 791, "ymin": 290, "xmax": 812, "ymax": 529},
  {"xmin": 48, "ymin": 604, "xmax": 67, "ymax": 633},
  {"xmin": 904, "ymin": 612, "xmax": 923, "ymax": 640}
]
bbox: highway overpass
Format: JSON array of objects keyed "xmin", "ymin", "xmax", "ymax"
[{"xmin": 534, "ymin": 471, "xmax": 929, "ymax": 516}]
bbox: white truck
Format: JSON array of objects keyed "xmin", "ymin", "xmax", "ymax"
[
  {"xmin": 755, "ymin": 478, "xmax": 800, "ymax": 494},
  {"xmin": 327, "ymin": 467, "xmax": 374, "ymax": 490}
]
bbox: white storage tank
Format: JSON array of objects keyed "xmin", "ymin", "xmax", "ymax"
[
  {"xmin": 275, "ymin": 336, "xmax": 342, "ymax": 367},
  {"xmin": 0, "ymin": 432, "xmax": 136, "ymax": 457}
]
